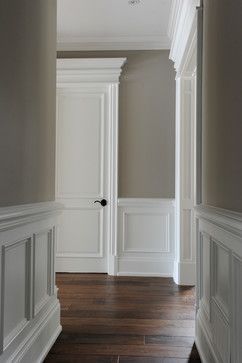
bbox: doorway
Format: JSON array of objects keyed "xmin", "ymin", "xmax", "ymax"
[{"xmin": 55, "ymin": 58, "xmax": 126, "ymax": 275}]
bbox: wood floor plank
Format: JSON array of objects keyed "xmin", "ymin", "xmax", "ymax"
[{"xmin": 45, "ymin": 273, "xmax": 201, "ymax": 363}]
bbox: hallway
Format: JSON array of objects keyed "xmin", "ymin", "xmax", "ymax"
[{"xmin": 45, "ymin": 274, "xmax": 201, "ymax": 362}]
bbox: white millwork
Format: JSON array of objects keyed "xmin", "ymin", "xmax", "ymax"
[
  {"xmin": 169, "ymin": 0, "xmax": 199, "ymax": 285},
  {"xmin": 56, "ymin": 58, "xmax": 126, "ymax": 274},
  {"xmin": 195, "ymin": 205, "xmax": 242, "ymax": 363},
  {"xmin": 117, "ymin": 199, "xmax": 175, "ymax": 277},
  {"xmin": 0, "ymin": 202, "xmax": 61, "ymax": 363}
]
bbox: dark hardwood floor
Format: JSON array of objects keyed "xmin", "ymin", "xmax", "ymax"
[{"xmin": 45, "ymin": 274, "xmax": 201, "ymax": 363}]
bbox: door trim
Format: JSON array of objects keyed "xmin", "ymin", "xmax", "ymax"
[{"xmin": 56, "ymin": 58, "xmax": 126, "ymax": 275}]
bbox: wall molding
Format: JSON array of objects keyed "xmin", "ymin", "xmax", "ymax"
[
  {"xmin": 117, "ymin": 198, "xmax": 175, "ymax": 277},
  {"xmin": 57, "ymin": 35, "xmax": 170, "ymax": 52},
  {"xmin": 57, "ymin": 58, "xmax": 127, "ymax": 84},
  {"xmin": 196, "ymin": 204, "xmax": 242, "ymax": 235},
  {"xmin": 168, "ymin": 0, "xmax": 200, "ymax": 73},
  {"xmin": 0, "ymin": 202, "xmax": 62, "ymax": 232},
  {"xmin": 0, "ymin": 202, "xmax": 61, "ymax": 363},
  {"xmin": 195, "ymin": 204, "xmax": 242, "ymax": 363}
]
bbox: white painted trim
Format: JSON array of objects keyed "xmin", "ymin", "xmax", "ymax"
[
  {"xmin": 167, "ymin": 0, "xmax": 183, "ymax": 42},
  {"xmin": 0, "ymin": 202, "xmax": 62, "ymax": 231},
  {"xmin": 9, "ymin": 300, "xmax": 61, "ymax": 363},
  {"xmin": 195, "ymin": 204, "xmax": 242, "ymax": 234},
  {"xmin": 174, "ymin": 66, "xmax": 197, "ymax": 286},
  {"xmin": 195, "ymin": 311, "xmax": 218, "ymax": 363},
  {"xmin": 169, "ymin": 0, "xmax": 200, "ymax": 72},
  {"xmin": 117, "ymin": 258, "xmax": 174, "ymax": 278},
  {"xmin": 57, "ymin": 58, "xmax": 127, "ymax": 83},
  {"xmin": 170, "ymin": 1, "xmax": 199, "ymax": 287},
  {"xmin": 173, "ymin": 261, "xmax": 196, "ymax": 286},
  {"xmin": 57, "ymin": 36, "xmax": 170, "ymax": 51}
]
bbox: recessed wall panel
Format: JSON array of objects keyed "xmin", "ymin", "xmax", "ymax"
[{"xmin": 3, "ymin": 239, "xmax": 30, "ymax": 347}]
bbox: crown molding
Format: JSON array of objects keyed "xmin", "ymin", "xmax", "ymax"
[
  {"xmin": 57, "ymin": 35, "xmax": 171, "ymax": 51},
  {"xmin": 57, "ymin": 58, "xmax": 127, "ymax": 83},
  {"xmin": 168, "ymin": 0, "xmax": 201, "ymax": 72}
]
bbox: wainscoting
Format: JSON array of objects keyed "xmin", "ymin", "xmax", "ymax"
[
  {"xmin": 117, "ymin": 199, "xmax": 175, "ymax": 277},
  {"xmin": 0, "ymin": 202, "xmax": 61, "ymax": 363},
  {"xmin": 195, "ymin": 204, "xmax": 242, "ymax": 363}
]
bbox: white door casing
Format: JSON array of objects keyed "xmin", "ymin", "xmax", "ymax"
[
  {"xmin": 169, "ymin": 1, "xmax": 200, "ymax": 285},
  {"xmin": 56, "ymin": 58, "xmax": 126, "ymax": 274}
]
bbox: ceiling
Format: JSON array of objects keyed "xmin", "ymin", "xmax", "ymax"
[{"xmin": 57, "ymin": 0, "xmax": 172, "ymax": 51}]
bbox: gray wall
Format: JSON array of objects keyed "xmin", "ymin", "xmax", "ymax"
[
  {"xmin": 0, "ymin": 0, "xmax": 57, "ymax": 206},
  {"xmin": 58, "ymin": 51, "xmax": 176, "ymax": 199},
  {"xmin": 202, "ymin": 0, "xmax": 242, "ymax": 212}
]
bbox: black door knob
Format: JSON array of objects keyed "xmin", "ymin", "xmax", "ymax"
[{"xmin": 94, "ymin": 199, "xmax": 107, "ymax": 207}]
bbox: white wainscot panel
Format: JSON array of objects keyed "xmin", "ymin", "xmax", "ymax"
[
  {"xmin": 0, "ymin": 202, "xmax": 61, "ymax": 363},
  {"xmin": 117, "ymin": 199, "xmax": 175, "ymax": 277},
  {"xmin": 212, "ymin": 240, "xmax": 230, "ymax": 317},
  {"xmin": 2, "ymin": 238, "xmax": 31, "ymax": 349},
  {"xmin": 232, "ymin": 256, "xmax": 242, "ymax": 363},
  {"xmin": 199, "ymin": 231, "xmax": 211, "ymax": 320},
  {"xmin": 211, "ymin": 300, "xmax": 230, "ymax": 363},
  {"xmin": 195, "ymin": 205, "xmax": 242, "ymax": 363},
  {"xmin": 34, "ymin": 230, "xmax": 53, "ymax": 316},
  {"xmin": 122, "ymin": 213, "xmax": 169, "ymax": 253}
]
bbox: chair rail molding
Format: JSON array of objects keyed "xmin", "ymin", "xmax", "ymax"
[
  {"xmin": 195, "ymin": 204, "xmax": 242, "ymax": 363},
  {"xmin": 0, "ymin": 202, "xmax": 62, "ymax": 363},
  {"xmin": 117, "ymin": 198, "xmax": 175, "ymax": 277}
]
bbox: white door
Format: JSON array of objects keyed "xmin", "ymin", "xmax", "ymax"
[
  {"xmin": 56, "ymin": 58, "xmax": 125, "ymax": 273},
  {"xmin": 56, "ymin": 87, "xmax": 109, "ymax": 272},
  {"xmin": 55, "ymin": 59, "xmax": 125, "ymax": 273}
]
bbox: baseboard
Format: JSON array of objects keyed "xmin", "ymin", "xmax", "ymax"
[
  {"xmin": 195, "ymin": 312, "xmax": 218, "ymax": 363},
  {"xmin": 12, "ymin": 301, "xmax": 61, "ymax": 363},
  {"xmin": 173, "ymin": 260, "xmax": 196, "ymax": 285},
  {"xmin": 117, "ymin": 257, "xmax": 174, "ymax": 277}
]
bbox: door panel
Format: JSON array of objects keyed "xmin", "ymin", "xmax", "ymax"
[
  {"xmin": 56, "ymin": 88, "xmax": 109, "ymax": 272},
  {"xmin": 57, "ymin": 94, "xmax": 104, "ymax": 198}
]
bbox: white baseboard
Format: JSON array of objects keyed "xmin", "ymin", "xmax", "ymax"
[
  {"xmin": 117, "ymin": 198, "xmax": 175, "ymax": 277},
  {"xmin": 173, "ymin": 260, "xmax": 196, "ymax": 285},
  {"xmin": 117, "ymin": 257, "xmax": 174, "ymax": 277},
  {"xmin": 195, "ymin": 312, "xmax": 218, "ymax": 363},
  {"xmin": 0, "ymin": 202, "xmax": 61, "ymax": 363},
  {"xmin": 11, "ymin": 300, "xmax": 61, "ymax": 363}
]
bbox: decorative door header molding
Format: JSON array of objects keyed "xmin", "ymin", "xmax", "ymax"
[{"xmin": 57, "ymin": 58, "xmax": 127, "ymax": 84}]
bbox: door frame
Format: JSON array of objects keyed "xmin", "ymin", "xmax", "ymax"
[
  {"xmin": 169, "ymin": 1, "xmax": 201, "ymax": 285},
  {"xmin": 56, "ymin": 58, "xmax": 126, "ymax": 275}
]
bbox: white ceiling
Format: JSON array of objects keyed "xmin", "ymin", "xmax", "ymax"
[{"xmin": 57, "ymin": 0, "xmax": 172, "ymax": 51}]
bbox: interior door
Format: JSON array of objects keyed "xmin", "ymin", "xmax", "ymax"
[{"xmin": 56, "ymin": 87, "xmax": 110, "ymax": 272}]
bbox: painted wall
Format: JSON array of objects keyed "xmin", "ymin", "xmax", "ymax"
[
  {"xmin": 0, "ymin": 0, "xmax": 57, "ymax": 206},
  {"xmin": 202, "ymin": 0, "xmax": 242, "ymax": 212},
  {"xmin": 57, "ymin": 51, "xmax": 176, "ymax": 198}
]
